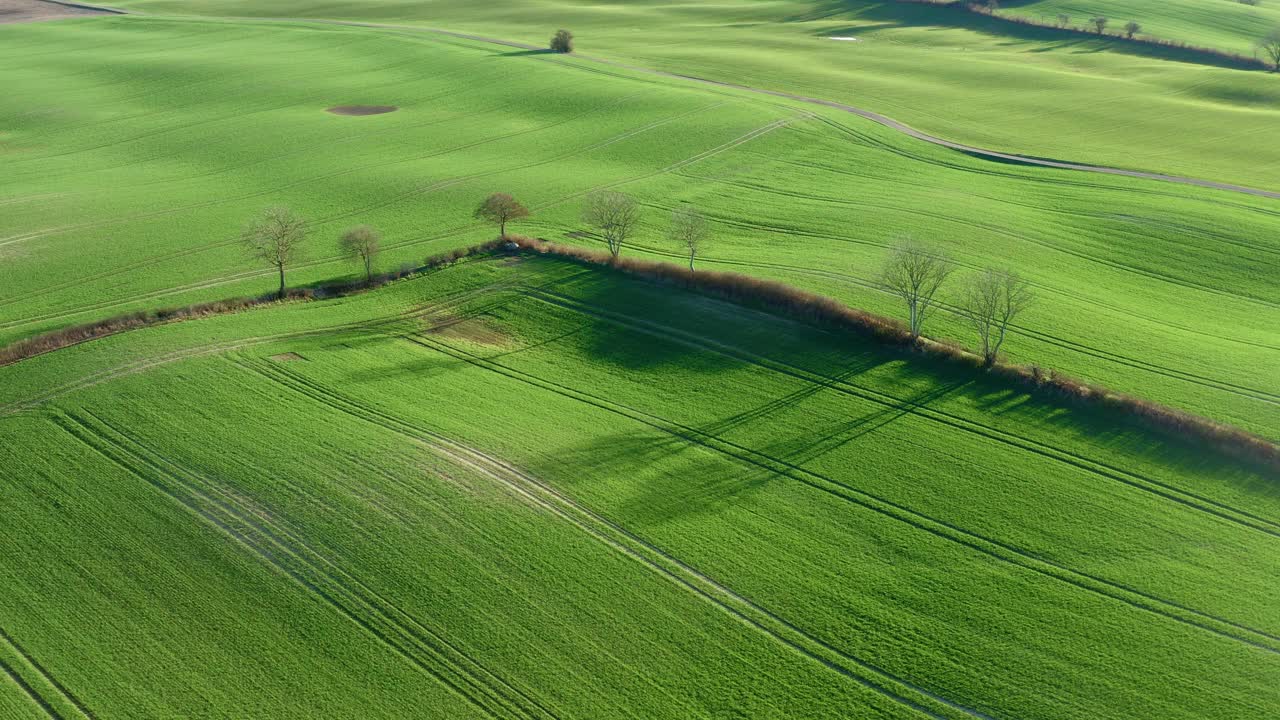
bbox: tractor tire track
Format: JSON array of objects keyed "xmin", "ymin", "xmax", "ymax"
[
  {"xmin": 0, "ymin": 627, "xmax": 94, "ymax": 720},
  {"xmin": 55, "ymin": 410, "xmax": 556, "ymax": 720},
  {"xmin": 231, "ymin": 354, "xmax": 990, "ymax": 720}
]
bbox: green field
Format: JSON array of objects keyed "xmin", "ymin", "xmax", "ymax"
[
  {"xmin": 2, "ymin": 2, "xmax": 1279, "ymax": 718},
  {"xmin": 994, "ymin": 0, "xmax": 1280, "ymax": 55},
  {"xmin": 2, "ymin": 254, "xmax": 1277, "ymax": 718},
  {"xmin": 101, "ymin": 0, "xmax": 1280, "ymax": 191},
  {"xmin": 2, "ymin": 16, "xmax": 1277, "ymax": 437}
]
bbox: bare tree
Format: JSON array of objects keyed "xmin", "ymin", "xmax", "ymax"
[
  {"xmin": 550, "ymin": 29, "xmax": 574, "ymax": 53},
  {"xmin": 1123, "ymin": 21, "xmax": 1141, "ymax": 39},
  {"xmin": 880, "ymin": 239, "xmax": 954, "ymax": 340},
  {"xmin": 1090, "ymin": 16, "xmax": 1108, "ymax": 34},
  {"xmin": 1259, "ymin": 28, "xmax": 1280, "ymax": 71},
  {"xmin": 1056, "ymin": 13, "xmax": 1070, "ymax": 28},
  {"xmin": 669, "ymin": 206, "xmax": 709, "ymax": 271},
  {"xmin": 242, "ymin": 207, "xmax": 307, "ymax": 299},
  {"xmin": 340, "ymin": 225, "xmax": 381, "ymax": 284},
  {"xmin": 959, "ymin": 268, "xmax": 1034, "ymax": 366},
  {"xmin": 582, "ymin": 190, "xmax": 641, "ymax": 258},
  {"xmin": 473, "ymin": 193, "xmax": 529, "ymax": 238}
]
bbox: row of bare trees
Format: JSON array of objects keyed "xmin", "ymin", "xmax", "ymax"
[
  {"xmin": 881, "ymin": 240, "xmax": 1032, "ymax": 366},
  {"xmin": 240, "ymin": 201, "xmax": 1024, "ymax": 366},
  {"xmin": 240, "ymin": 189, "xmax": 710, "ymax": 299}
]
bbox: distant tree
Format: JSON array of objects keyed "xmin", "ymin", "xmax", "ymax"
[
  {"xmin": 959, "ymin": 268, "xmax": 1034, "ymax": 366},
  {"xmin": 1090, "ymin": 16, "xmax": 1108, "ymax": 34},
  {"xmin": 880, "ymin": 239, "xmax": 954, "ymax": 340},
  {"xmin": 984, "ymin": 0, "xmax": 999, "ymax": 12},
  {"xmin": 583, "ymin": 190, "xmax": 640, "ymax": 258},
  {"xmin": 550, "ymin": 29, "xmax": 574, "ymax": 53},
  {"xmin": 340, "ymin": 225, "xmax": 381, "ymax": 284},
  {"xmin": 473, "ymin": 193, "xmax": 529, "ymax": 238},
  {"xmin": 1056, "ymin": 13, "xmax": 1071, "ymax": 28},
  {"xmin": 1123, "ymin": 21, "xmax": 1141, "ymax": 39},
  {"xmin": 1259, "ymin": 28, "xmax": 1280, "ymax": 71},
  {"xmin": 669, "ymin": 206, "xmax": 709, "ymax": 271},
  {"xmin": 242, "ymin": 207, "xmax": 307, "ymax": 299}
]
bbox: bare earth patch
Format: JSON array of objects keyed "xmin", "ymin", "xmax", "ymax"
[
  {"xmin": 269, "ymin": 352, "xmax": 307, "ymax": 362},
  {"xmin": 426, "ymin": 316, "xmax": 511, "ymax": 347},
  {"xmin": 0, "ymin": 0, "xmax": 112, "ymax": 23},
  {"xmin": 325, "ymin": 105, "xmax": 398, "ymax": 116}
]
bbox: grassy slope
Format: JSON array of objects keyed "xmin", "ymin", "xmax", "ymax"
[
  {"xmin": 995, "ymin": 0, "xmax": 1280, "ymax": 55},
  {"xmin": 105, "ymin": 0, "xmax": 1280, "ymax": 190},
  {"xmin": 1, "ymin": 16, "xmax": 1276, "ymax": 436},
  {"xmin": 0, "ymin": 255, "xmax": 1276, "ymax": 719}
]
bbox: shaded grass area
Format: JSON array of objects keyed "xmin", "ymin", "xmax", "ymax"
[{"xmin": 1, "ymin": 255, "xmax": 1275, "ymax": 719}]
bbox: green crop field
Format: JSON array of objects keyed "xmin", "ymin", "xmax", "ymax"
[
  {"xmin": 1, "ymin": 254, "xmax": 1277, "ymax": 718},
  {"xmin": 2, "ymin": 1, "xmax": 1278, "ymax": 718},
  {"xmin": 104, "ymin": 0, "xmax": 1280, "ymax": 190},
  {"xmin": 994, "ymin": 0, "xmax": 1280, "ymax": 55}
]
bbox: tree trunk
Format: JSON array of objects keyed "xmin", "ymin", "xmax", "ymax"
[
  {"xmin": 364, "ymin": 256, "xmax": 372, "ymax": 284},
  {"xmin": 500, "ymin": 219, "xmax": 506, "ymax": 238},
  {"xmin": 277, "ymin": 264, "xmax": 286, "ymax": 300},
  {"xmin": 689, "ymin": 253, "xmax": 695, "ymax": 272}
]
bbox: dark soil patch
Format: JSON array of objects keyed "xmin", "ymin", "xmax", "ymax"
[
  {"xmin": 426, "ymin": 316, "xmax": 511, "ymax": 347},
  {"xmin": 326, "ymin": 105, "xmax": 398, "ymax": 116},
  {"xmin": 270, "ymin": 352, "xmax": 307, "ymax": 362}
]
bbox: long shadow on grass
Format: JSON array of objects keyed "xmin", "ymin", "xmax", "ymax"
[
  {"xmin": 798, "ymin": 0, "xmax": 1264, "ymax": 71},
  {"xmin": 517, "ymin": 258, "xmax": 1278, "ymax": 523}
]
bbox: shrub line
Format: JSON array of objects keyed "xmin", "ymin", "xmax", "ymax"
[
  {"xmin": 509, "ymin": 236, "xmax": 1279, "ymax": 471},
  {"xmin": 0, "ymin": 239, "xmax": 507, "ymax": 369},
  {"xmin": 4, "ymin": 235, "xmax": 1273, "ymax": 471},
  {"xmin": 891, "ymin": 0, "xmax": 1271, "ymax": 71}
]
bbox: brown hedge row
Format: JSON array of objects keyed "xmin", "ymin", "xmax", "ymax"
[{"xmin": 511, "ymin": 236, "xmax": 1279, "ymax": 471}]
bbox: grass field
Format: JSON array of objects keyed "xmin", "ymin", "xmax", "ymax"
[
  {"xmin": 994, "ymin": 0, "xmax": 1280, "ymax": 55},
  {"xmin": 3, "ymin": 4, "xmax": 1278, "ymax": 718},
  {"xmin": 101, "ymin": 0, "xmax": 1280, "ymax": 191},
  {"xmin": 2, "ymin": 15, "xmax": 1277, "ymax": 438},
  {"xmin": 1, "ymin": 254, "xmax": 1277, "ymax": 719}
]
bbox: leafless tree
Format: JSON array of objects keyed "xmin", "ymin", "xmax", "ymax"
[
  {"xmin": 1090, "ymin": 16, "xmax": 1108, "ymax": 34},
  {"xmin": 1259, "ymin": 28, "xmax": 1280, "ymax": 71},
  {"xmin": 1056, "ymin": 13, "xmax": 1070, "ymax": 28},
  {"xmin": 583, "ymin": 190, "xmax": 641, "ymax": 258},
  {"xmin": 959, "ymin": 268, "xmax": 1034, "ymax": 366},
  {"xmin": 242, "ymin": 207, "xmax": 307, "ymax": 299},
  {"xmin": 340, "ymin": 225, "xmax": 381, "ymax": 284},
  {"xmin": 880, "ymin": 239, "xmax": 954, "ymax": 340},
  {"xmin": 669, "ymin": 206, "xmax": 709, "ymax": 271},
  {"xmin": 473, "ymin": 193, "xmax": 529, "ymax": 238},
  {"xmin": 1123, "ymin": 21, "xmax": 1141, "ymax": 39},
  {"xmin": 550, "ymin": 29, "xmax": 574, "ymax": 53}
]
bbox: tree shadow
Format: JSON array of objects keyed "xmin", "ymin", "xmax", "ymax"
[
  {"xmin": 796, "ymin": 1, "xmax": 1263, "ymax": 71},
  {"xmin": 494, "ymin": 49, "xmax": 556, "ymax": 57}
]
